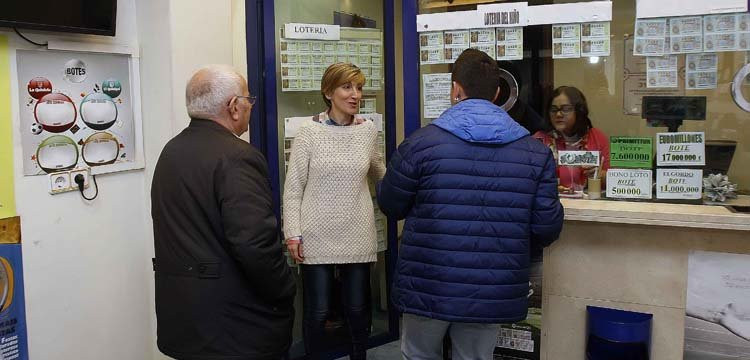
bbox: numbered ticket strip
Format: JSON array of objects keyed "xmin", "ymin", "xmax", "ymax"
[
  {"xmin": 419, "ymin": 21, "xmax": 612, "ymax": 63},
  {"xmin": 280, "ymin": 26, "xmax": 383, "ymax": 92},
  {"xmin": 633, "ymin": 12, "xmax": 750, "ymax": 56}
]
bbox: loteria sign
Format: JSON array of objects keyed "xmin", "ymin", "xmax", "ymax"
[{"xmin": 284, "ymin": 23, "xmax": 340, "ymax": 41}]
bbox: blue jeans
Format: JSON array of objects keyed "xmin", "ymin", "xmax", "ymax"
[
  {"xmin": 302, "ymin": 263, "xmax": 372, "ymax": 360},
  {"xmin": 401, "ymin": 313, "xmax": 500, "ymax": 360}
]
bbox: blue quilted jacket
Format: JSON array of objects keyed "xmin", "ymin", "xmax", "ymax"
[{"xmin": 377, "ymin": 99, "xmax": 563, "ymax": 323}]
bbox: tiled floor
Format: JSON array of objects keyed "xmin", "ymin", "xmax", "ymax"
[{"xmin": 334, "ymin": 340, "xmax": 400, "ymax": 360}]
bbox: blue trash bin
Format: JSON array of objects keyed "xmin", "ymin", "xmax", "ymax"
[{"xmin": 586, "ymin": 306, "xmax": 652, "ymax": 360}]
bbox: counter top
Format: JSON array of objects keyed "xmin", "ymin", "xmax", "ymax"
[{"xmin": 561, "ymin": 196, "xmax": 750, "ymax": 231}]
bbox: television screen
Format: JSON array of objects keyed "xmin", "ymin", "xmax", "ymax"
[{"xmin": 0, "ymin": 1, "xmax": 117, "ymax": 36}]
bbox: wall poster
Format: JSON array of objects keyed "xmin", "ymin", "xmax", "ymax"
[
  {"xmin": 0, "ymin": 244, "xmax": 29, "ymax": 360},
  {"xmin": 16, "ymin": 49, "xmax": 144, "ymax": 176},
  {"xmin": 684, "ymin": 251, "xmax": 750, "ymax": 358},
  {"xmin": 422, "ymin": 73, "xmax": 452, "ymax": 119}
]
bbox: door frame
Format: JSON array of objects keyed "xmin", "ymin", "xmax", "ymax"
[{"xmin": 245, "ymin": 0, "xmax": 401, "ymax": 358}]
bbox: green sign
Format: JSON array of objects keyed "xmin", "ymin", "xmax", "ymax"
[{"xmin": 610, "ymin": 137, "xmax": 653, "ymax": 168}]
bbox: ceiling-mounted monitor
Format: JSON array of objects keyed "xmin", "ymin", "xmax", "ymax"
[
  {"xmin": 0, "ymin": 1, "xmax": 117, "ymax": 37},
  {"xmin": 642, "ymin": 96, "xmax": 706, "ymax": 132}
]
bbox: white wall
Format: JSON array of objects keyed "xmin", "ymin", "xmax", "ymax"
[
  {"xmin": 135, "ymin": 1, "xmax": 178, "ymax": 356},
  {"xmin": 4, "ymin": 0, "xmax": 246, "ymax": 359},
  {"xmin": 137, "ymin": 0, "xmax": 245, "ymax": 358},
  {"xmin": 5, "ymin": 1, "xmax": 152, "ymax": 359}
]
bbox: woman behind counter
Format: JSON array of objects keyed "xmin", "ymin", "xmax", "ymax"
[
  {"xmin": 283, "ymin": 62, "xmax": 386, "ymax": 360},
  {"xmin": 534, "ymin": 86, "xmax": 610, "ymax": 195}
]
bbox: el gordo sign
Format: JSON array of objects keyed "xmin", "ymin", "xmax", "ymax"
[{"xmin": 284, "ymin": 23, "xmax": 340, "ymax": 41}]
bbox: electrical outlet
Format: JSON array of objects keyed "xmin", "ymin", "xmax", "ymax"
[
  {"xmin": 70, "ymin": 168, "xmax": 90, "ymax": 189},
  {"xmin": 48, "ymin": 172, "xmax": 72, "ymax": 194}
]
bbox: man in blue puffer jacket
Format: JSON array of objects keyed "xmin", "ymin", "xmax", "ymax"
[{"xmin": 377, "ymin": 49, "xmax": 563, "ymax": 360}]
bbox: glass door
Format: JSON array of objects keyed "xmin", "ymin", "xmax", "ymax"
[{"xmin": 246, "ymin": 1, "xmax": 399, "ymax": 359}]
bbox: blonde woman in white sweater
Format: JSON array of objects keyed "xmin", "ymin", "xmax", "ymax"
[{"xmin": 283, "ymin": 63, "xmax": 386, "ymax": 360}]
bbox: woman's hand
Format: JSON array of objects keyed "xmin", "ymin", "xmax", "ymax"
[
  {"xmin": 582, "ymin": 166, "xmax": 597, "ymax": 178},
  {"xmin": 286, "ymin": 240, "xmax": 304, "ymax": 263}
]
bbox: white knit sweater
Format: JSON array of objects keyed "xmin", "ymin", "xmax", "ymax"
[{"xmin": 283, "ymin": 119, "xmax": 386, "ymax": 264}]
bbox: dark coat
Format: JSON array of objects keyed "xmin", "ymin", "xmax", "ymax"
[
  {"xmin": 151, "ymin": 119, "xmax": 295, "ymax": 360},
  {"xmin": 377, "ymin": 99, "xmax": 563, "ymax": 324}
]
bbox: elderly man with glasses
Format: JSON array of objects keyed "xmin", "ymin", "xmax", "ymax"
[{"xmin": 151, "ymin": 65, "xmax": 295, "ymax": 360}]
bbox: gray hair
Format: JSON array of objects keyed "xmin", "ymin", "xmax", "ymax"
[{"xmin": 185, "ymin": 65, "xmax": 245, "ymax": 119}]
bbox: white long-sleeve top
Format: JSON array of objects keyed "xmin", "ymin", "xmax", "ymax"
[{"xmin": 282, "ymin": 118, "xmax": 386, "ymax": 264}]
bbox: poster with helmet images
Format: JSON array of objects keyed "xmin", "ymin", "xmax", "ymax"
[
  {"xmin": 16, "ymin": 49, "xmax": 141, "ymax": 176},
  {"xmin": 0, "ymin": 244, "xmax": 29, "ymax": 360}
]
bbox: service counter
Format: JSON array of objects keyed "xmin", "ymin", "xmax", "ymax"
[{"xmin": 541, "ymin": 197, "xmax": 750, "ymax": 359}]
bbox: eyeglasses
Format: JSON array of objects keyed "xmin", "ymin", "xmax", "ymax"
[
  {"xmin": 549, "ymin": 104, "xmax": 575, "ymax": 114},
  {"xmin": 230, "ymin": 95, "xmax": 257, "ymax": 106}
]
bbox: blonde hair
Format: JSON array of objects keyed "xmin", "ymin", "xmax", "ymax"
[{"xmin": 321, "ymin": 63, "xmax": 366, "ymax": 108}]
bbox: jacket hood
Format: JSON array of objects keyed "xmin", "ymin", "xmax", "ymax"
[{"xmin": 432, "ymin": 99, "xmax": 529, "ymax": 144}]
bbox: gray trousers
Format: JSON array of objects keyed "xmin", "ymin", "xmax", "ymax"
[{"xmin": 401, "ymin": 313, "xmax": 500, "ymax": 360}]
